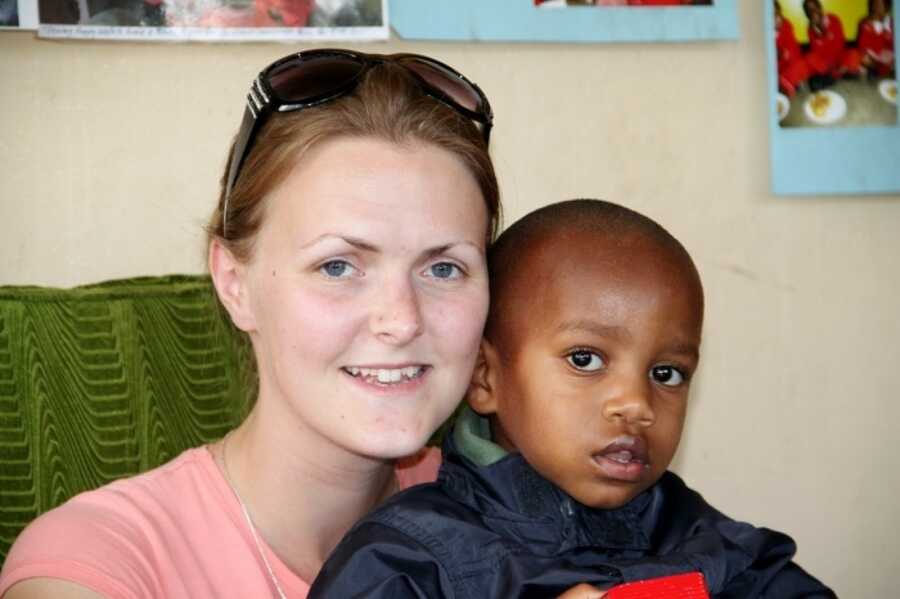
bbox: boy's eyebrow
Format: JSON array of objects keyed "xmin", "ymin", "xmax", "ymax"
[
  {"xmin": 555, "ymin": 320, "xmax": 630, "ymax": 339},
  {"xmin": 665, "ymin": 343, "xmax": 700, "ymax": 361}
]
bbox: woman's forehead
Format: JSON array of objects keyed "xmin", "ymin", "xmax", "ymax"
[{"xmin": 256, "ymin": 137, "xmax": 489, "ymax": 252}]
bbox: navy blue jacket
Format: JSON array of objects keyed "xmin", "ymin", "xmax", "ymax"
[{"xmin": 310, "ymin": 426, "xmax": 835, "ymax": 598}]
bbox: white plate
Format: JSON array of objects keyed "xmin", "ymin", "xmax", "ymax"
[
  {"xmin": 804, "ymin": 90, "xmax": 847, "ymax": 125},
  {"xmin": 776, "ymin": 93, "xmax": 789, "ymax": 122},
  {"xmin": 879, "ymin": 79, "xmax": 898, "ymax": 105}
]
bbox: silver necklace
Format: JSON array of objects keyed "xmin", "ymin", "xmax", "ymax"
[{"xmin": 221, "ymin": 432, "xmax": 288, "ymax": 599}]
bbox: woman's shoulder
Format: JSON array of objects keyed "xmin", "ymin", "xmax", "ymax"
[
  {"xmin": 33, "ymin": 446, "xmax": 217, "ymax": 531},
  {"xmin": 0, "ymin": 446, "xmax": 221, "ymax": 598}
]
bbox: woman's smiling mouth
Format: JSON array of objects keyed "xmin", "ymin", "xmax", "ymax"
[{"xmin": 342, "ymin": 365, "xmax": 429, "ymax": 385}]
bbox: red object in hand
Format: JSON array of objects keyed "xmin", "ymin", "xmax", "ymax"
[{"xmin": 606, "ymin": 572, "xmax": 710, "ymax": 599}]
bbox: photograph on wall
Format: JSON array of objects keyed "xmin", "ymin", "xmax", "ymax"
[
  {"xmin": 0, "ymin": 0, "xmax": 17, "ymax": 26},
  {"xmin": 774, "ymin": 0, "xmax": 896, "ymax": 128},
  {"xmin": 535, "ymin": 0, "xmax": 712, "ymax": 6},
  {"xmin": 766, "ymin": 0, "xmax": 900, "ymax": 195},
  {"xmin": 0, "ymin": 0, "xmax": 37, "ymax": 28},
  {"xmin": 389, "ymin": 0, "xmax": 737, "ymax": 43},
  {"xmin": 37, "ymin": 0, "xmax": 387, "ymax": 42}
]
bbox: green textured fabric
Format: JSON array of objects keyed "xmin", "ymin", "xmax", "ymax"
[{"xmin": 0, "ymin": 275, "xmax": 255, "ymax": 566}]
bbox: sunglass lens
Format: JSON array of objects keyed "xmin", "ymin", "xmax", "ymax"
[
  {"xmin": 402, "ymin": 59, "xmax": 484, "ymax": 115},
  {"xmin": 269, "ymin": 54, "xmax": 366, "ymax": 104}
]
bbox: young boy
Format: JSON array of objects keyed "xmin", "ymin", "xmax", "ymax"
[{"xmin": 308, "ymin": 199, "xmax": 836, "ymax": 598}]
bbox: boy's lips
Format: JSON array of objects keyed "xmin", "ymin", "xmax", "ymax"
[{"xmin": 592, "ymin": 436, "xmax": 649, "ymax": 483}]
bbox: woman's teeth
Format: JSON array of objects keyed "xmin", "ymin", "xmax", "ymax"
[{"xmin": 344, "ymin": 366, "xmax": 424, "ymax": 383}]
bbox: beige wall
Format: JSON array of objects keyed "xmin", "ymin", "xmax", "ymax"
[{"xmin": 2, "ymin": 2, "xmax": 898, "ymax": 595}]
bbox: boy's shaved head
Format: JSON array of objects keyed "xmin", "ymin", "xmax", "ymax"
[
  {"xmin": 472, "ymin": 198, "xmax": 705, "ymax": 508},
  {"xmin": 485, "ymin": 199, "xmax": 703, "ymax": 358}
]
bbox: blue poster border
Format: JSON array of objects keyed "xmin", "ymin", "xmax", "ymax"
[
  {"xmin": 389, "ymin": 0, "xmax": 739, "ymax": 43},
  {"xmin": 765, "ymin": 3, "xmax": 900, "ymax": 196}
]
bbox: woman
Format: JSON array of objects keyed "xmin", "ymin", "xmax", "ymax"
[{"xmin": 0, "ymin": 49, "xmax": 499, "ymax": 598}]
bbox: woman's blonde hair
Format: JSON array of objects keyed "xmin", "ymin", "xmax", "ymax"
[{"xmin": 207, "ymin": 62, "xmax": 501, "ymax": 262}]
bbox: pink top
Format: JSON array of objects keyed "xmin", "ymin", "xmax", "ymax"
[{"xmin": 0, "ymin": 445, "xmax": 441, "ymax": 599}]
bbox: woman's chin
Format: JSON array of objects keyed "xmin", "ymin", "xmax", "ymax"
[{"xmin": 353, "ymin": 429, "xmax": 433, "ymax": 461}]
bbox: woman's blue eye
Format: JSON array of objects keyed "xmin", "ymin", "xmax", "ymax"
[
  {"xmin": 428, "ymin": 262, "xmax": 461, "ymax": 279},
  {"xmin": 567, "ymin": 350, "xmax": 604, "ymax": 372},
  {"xmin": 651, "ymin": 365, "xmax": 686, "ymax": 387},
  {"xmin": 320, "ymin": 260, "xmax": 354, "ymax": 278}
]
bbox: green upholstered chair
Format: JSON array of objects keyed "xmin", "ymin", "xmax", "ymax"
[{"xmin": 0, "ymin": 275, "xmax": 254, "ymax": 565}]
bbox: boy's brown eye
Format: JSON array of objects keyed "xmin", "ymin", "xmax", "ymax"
[
  {"xmin": 567, "ymin": 350, "xmax": 604, "ymax": 372},
  {"xmin": 650, "ymin": 365, "xmax": 686, "ymax": 387}
]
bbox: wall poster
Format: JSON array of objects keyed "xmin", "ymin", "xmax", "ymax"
[
  {"xmin": 389, "ymin": 0, "xmax": 738, "ymax": 43},
  {"xmin": 768, "ymin": 0, "xmax": 899, "ymax": 195},
  {"xmin": 35, "ymin": 0, "xmax": 387, "ymax": 42}
]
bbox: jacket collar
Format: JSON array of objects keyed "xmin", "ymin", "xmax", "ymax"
[{"xmin": 438, "ymin": 407, "xmax": 653, "ymax": 556}]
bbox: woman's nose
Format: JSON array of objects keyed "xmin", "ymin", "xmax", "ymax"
[
  {"xmin": 601, "ymin": 377, "xmax": 656, "ymax": 429},
  {"xmin": 369, "ymin": 275, "xmax": 424, "ymax": 345}
]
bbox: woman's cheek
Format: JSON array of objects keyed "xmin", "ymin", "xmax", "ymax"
[
  {"xmin": 434, "ymin": 286, "xmax": 490, "ymax": 351},
  {"xmin": 277, "ymin": 287, "xmax": 362, "ymax": 351}
]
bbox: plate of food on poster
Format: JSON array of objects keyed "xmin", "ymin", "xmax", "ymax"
[
  {"xmin": 804, "ymin": 90, "xmax": 847, "ymax": 125},
  {"xmin": 776, "ymin": 92, "xmax": 790, "ymax": 122},
  {"xmin": 879, "ymin": 80, "xmax": 898, "ymax": 106}
]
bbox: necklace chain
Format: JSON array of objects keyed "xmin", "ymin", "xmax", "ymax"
[{"xmin": 221, "ymin": 431, "xmax": 288, "ymax": 599}]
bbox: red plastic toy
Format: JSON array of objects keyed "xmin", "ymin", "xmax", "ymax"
[{"xmin": 606, "ymin": 572, "xmax": 710, "ymax": 599}]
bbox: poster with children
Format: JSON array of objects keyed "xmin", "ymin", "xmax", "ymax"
[
  {"xmin": 36, "ymin": 0, "xmax": 387, "ymax": 42},
  {"xmin": 767, "ymin": 0, "xmax": 900, "ymax": 194},
  {"xmin": 389, "ymin": 0, "xmax": 737, "ymax": 42}
]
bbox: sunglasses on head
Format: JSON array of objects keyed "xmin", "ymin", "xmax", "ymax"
[{"xmin": 222, "ymin": 49, "xmax": 494, "ymax": 237}]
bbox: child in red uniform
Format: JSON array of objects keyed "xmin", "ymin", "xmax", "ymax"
[
  {"xmin": 857, "ymin": 0, "xmax": 895, "ymax": 77},
  {"xmin": 803, "ymin": 0, "xmax": 863, "ymax": 85},
  {"xmin": 195, "ymin": 0, "xmax": 314, "ymax": 27},
  {"xmin": 626, "ymin": 0, "xmax": 711, "ymax": 5},
  {"xmin": 775, "ymin": 0, "xmax": 811, "ymax": 96},
  {"xmin": 254, "ymin": 0, "xmax": 314, "ymax": 26},
  {"xmin": 535, "ymin": 1, "xmax": 711, "ymax": 5},
  {"xmin": 625, "ymin": 0, "xmax": 692, "ymax": 5}
]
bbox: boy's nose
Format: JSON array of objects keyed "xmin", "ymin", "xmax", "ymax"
[
  {"xmin": 369, "ymin": 276, "xmax": 424, "ymax": 345},
  {"xmin": 601, "ymin": 380, "xmax": 656, "ymax": 429}
]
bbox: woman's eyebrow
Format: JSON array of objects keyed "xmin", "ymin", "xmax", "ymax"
[
  {"xmin": 300, "ymin": 234, "xmax": 378, "ymax": 252},
  {"xmin": 300, "ymin": 236, "xmax": 484, "ymax": 257},
  {"xmin": 423, "ymin": 241, "xmax": 485, "ymax": 259}
]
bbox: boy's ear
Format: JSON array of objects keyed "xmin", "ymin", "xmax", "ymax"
[
  {"xmin": 467, "ymin": 339, "xmax": 501, "ymax": 416},
  {"xmin": 208, "ymin": 239, "xmax": 256, "ymax": 333}
]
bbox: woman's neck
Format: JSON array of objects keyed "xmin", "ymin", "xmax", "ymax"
[{"xmin": 216, "ymin": 402, "xmax": 399, "ymax": 582}]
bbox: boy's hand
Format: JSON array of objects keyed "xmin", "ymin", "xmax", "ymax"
[{"xmin": 557, "ymin": 583, "xmax": 607, "ymax": 599}]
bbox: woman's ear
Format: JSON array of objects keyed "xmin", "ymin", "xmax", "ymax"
[
  {"xmin": 208, "ymin": 239, "xmax": 256, "ymax": 333},
  {"xmin": 467, "ymin": 339, "xmax": 500, "ymax": 415}
]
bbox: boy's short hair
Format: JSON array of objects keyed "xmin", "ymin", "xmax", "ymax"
[{"xmin": 485, "ymin": 198, "xmax": 703, "ymax": 355}]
